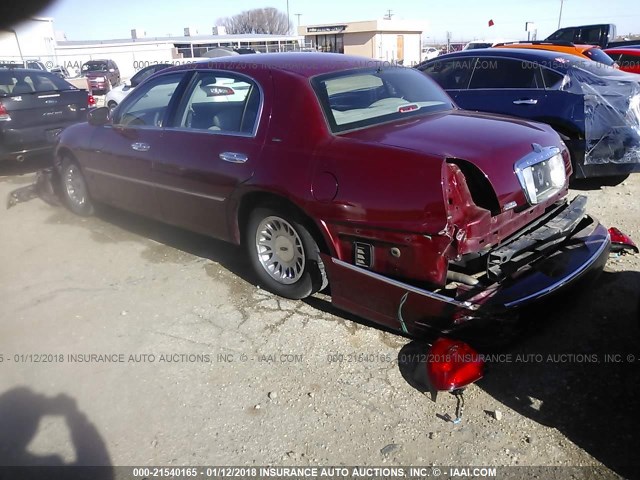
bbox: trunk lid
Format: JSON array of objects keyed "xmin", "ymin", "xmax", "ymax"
[
  {"xmin": 0, "ymin": 89, "xmax": 88, "ymax": 129},
  {"xmin": 342, "ymin": 109, "xmax": 565, "ymax": 206}
]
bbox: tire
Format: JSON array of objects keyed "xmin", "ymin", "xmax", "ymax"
[
  {"xmin": 246, "ymin": 207, "xmax": 327, "ymax": 300},
  {"xmin": 60, "ymin": 158, "xmax": 94, "ymax": 216}
]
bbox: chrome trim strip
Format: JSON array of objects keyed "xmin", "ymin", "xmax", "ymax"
[
  {"xmin": 503, "ymin": 225, "xmax": 610, "ymax": 308},
  {"xmin": 330, "ymin": 257, "xmax": 480, "ymax": 310},
  {"xmin": 85, "ymin": 168, "xmax": 225, "ymax": 202}
]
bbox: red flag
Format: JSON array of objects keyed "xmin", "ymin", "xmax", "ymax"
[{"xmin": 488, "ymin": 19, "xmax": 495, "ymax": 27}]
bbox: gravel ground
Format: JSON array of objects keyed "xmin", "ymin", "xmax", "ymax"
[{"xmin": 0, "ymin": 157, "xmax": 638, "ymax": 478}]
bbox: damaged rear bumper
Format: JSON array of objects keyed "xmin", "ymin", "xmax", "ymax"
[{"xmin": 322, "ymin": 196, "xmax": 610, "ymax": 336}]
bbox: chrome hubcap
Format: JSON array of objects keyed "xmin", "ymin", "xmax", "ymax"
[
  {"xmin": 255, "ymin": 216, "xmax": 305, "ymax": 285},
  {"xmin": 64, "ymin": 164, "xmax": 87, "ymax": 206}
]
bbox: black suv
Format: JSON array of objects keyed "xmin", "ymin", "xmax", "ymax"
[{"xmin": 416, "ymin": 48, "xmax": 640, "ymax": 180}]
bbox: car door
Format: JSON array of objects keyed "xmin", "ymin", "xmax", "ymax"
[
  {"xmin": 454, "ymin": 57, "xmax": 548, "ymax": 120},
  {"xmin": 151, "ymin": 69, "xmax": 268, "ymax": 241},
  {"xmin": 84, "ymin": 72, "xmax": 188, "ymax": 218}
]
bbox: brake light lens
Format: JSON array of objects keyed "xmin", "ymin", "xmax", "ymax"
[
  {"xmin": 608, "ymin": 227, "xmax": 638, "ymax": 253},
  {"xmin": 88, "ymin": 94, "xmax": 96, "ymax": 108},
  {"xmin": 426, "ymin": 337, "xmax": 484, "ymax": 391},
  {"xmin": 0, "ymin": 102, "xmax": 11, "ymax": 122}
]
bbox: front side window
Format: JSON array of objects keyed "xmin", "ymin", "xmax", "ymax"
[
  {"xmin": 313, "ymin": 67, "xmax": 453, "ymax": 133},
  {"xmin": 113, "ymin": 73, "xmax": 184, "ymax": 127},
  {"xmin": 469, "ymin": 59, "xmax": 542, "ymax": 89},
  {"xmin": 130, "ymin": 64, "xmax": 171, "ymax": 87},
  {"xmin": 173, "ymin": 71, "xmax": 260, "ymax": 135},
  {"xmin": 419, "ymin": 58, "xmax": 477, "ymax": 90},
  {"xmin": 547, "ymin": 28, "xmax": 576, "ymax": 43}
]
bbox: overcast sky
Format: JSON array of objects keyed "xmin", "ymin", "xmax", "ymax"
[{"xmin": 41, "ymin": 0, "xmax": 640, "ymax": 42}]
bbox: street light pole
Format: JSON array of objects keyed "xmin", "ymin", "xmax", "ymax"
[{"xmin": 557, "ymin": 0, "xmax": 564, "ymax": 29}]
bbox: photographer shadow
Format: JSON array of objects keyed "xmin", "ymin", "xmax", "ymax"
[
  {"xmin": 476, "ymin": 270, "xmax": 639, "ymax": 477},
  {"xmin": 0, "ymin": 387, "xmax": 113, "ymax": 478}
]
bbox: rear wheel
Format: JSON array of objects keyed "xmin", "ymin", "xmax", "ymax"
[
  {"xmin": 246, "ymin": 207, "xmax": 327, "ymax": 299},
  {"xmin": 60, "ymin": 158, "xmax": 94, "ymax": 216}
]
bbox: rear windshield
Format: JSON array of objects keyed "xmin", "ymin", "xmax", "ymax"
[
  {"xmin": 584, "ymin": 48, "xmax": 615, "ymax": 66},
  {"xmin": 311, "ymin": 67, "xmax": 453, "ymax": 133},
  {"xmin": 82, "ymin": 62, "xmax": 108, "ymax": 72},
  {"xmin": 0, "ymin": 70, "xmax": 77, "ymax": 96}
]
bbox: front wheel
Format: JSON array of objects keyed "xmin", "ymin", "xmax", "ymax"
[
  {"xmin": 246, "ymin": 208, "xmax": 327, "ymax": 300},
  {"xmin": 60, "ymin": 158, "xmax": 94, "ymax": 216}
]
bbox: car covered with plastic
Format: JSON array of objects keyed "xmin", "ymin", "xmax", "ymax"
[
  {"xmin": 416, "ymin": 48, "xmax": 640, "ymax": 179},
  {"xmin": 54, "ymin": 53, "xmax": 609, "ymax": 359}
]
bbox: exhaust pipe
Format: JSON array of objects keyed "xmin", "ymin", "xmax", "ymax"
[{"xmin": 16, "ymin": 154, "xmax": 25, "ymax": 162}]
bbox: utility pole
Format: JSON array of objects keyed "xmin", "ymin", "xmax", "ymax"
[
  {"xmin": 295, "ymin": 13, "xmax": 302, "ymax": 28},
  {"xmin": 286, "ymin": 0, "xmax": 290, "ymax": 34},
  {"xmin": 384, "ymin": 9, "xmax": 394, "ymax": 20},
  {"xmin": 557, "ymin": 0, "xmax": 565, "ymax": 29}
]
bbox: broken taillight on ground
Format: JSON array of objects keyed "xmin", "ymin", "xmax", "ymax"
[
  {"xmin": 425, "ymin": 337, "xmax": 485, "ymax": 424},
  {"xmin": 608, "ymin": 227, "xmax": 638, "ymax": 254},
  {"xmin": 426, "ymin": 337, "xmax": 484, "ymax": 392}
]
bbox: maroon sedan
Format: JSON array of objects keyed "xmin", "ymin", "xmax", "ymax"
[{"xmin": 54, "ymin": 53, "xmax": 609, "ymax": 339}]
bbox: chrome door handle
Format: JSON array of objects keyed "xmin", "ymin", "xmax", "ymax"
[
  {"xmin": 131, "ymin": 142, "xmax": 150, "ymax": 152},
  {"xmin": 219, "ymin": 152, "xmax": 248, "ymax": 163},
  {"xmin": 513, "ymin": 99, "xmax": 538, "ymax": 105}
]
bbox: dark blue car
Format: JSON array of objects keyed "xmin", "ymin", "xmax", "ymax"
[{"xmin": 416, "ymin": 49, "xmax": 640, "ymax": 180}]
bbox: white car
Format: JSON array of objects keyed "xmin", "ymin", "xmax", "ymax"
[
  {"xmin": 105, "ymin": 63, "xmax": 172, "ymax": 108},
  {"xmin": 462, "ymin": 39, "xmax": 517, "ymax": 50},
  {"xmin": 421, "ymin": 47, "xmax": 440, "ymax": 60}
]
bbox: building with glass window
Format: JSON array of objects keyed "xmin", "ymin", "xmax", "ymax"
[{"xmin": 299, "ymin": 19, "xmax": 425, "ymax": 66}]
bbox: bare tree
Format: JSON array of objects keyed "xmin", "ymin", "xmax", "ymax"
[{"xmin": 217, "ymin": 8, "xmax": 291, "ymax": 35}]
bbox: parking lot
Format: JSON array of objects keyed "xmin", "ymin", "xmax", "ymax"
[{"xmin": 0, "ymin": 156, "xmax": 638, "ymax": 476}]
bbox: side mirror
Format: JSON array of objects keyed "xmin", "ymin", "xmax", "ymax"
[{"xmin": 87, "ymin": 107, "xmax": 111, "ymax": 126}]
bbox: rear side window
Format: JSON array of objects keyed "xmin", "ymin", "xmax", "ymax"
[
  {"xmin": 419, "ymin": 58, "xmax": 476, "ymax": 89},
  {"xmin": 541, "ymin": 68, "xmax": 565, "ymax": 89},
  {"xmin": 584, "ymin": 48, "xmax": 615, "ymax": 66},
  {"xmin": 469, "ymin": 59, "xmax": 542, "ymax": 89},
  {"xmin": 580, "ymin": 27, "xmax": 602, "ymax": 44},
  {"xmin": 173, "ymin": 71, "xmax": 260, "ymax": 135},
  {"xmin": 547, "ymin": 28, "xmax": 576, "ymax": 43}
]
